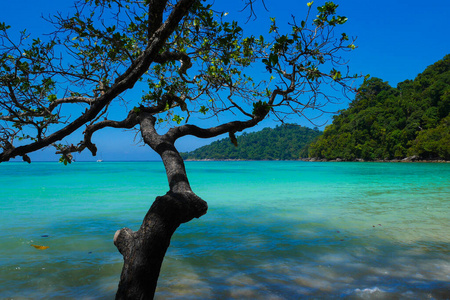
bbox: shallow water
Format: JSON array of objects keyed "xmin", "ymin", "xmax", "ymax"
[{"xmin": 0, "ymin": 161, "xmax": 449, "ymax": 299}]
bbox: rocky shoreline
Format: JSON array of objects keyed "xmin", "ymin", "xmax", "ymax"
[
  {"xmin": 302, "ymin": 155, "xmax": 449, "ymax": 163},
  {"xmin": 186, "ymin": 157, "xmax": 449, "ymax": 163}
]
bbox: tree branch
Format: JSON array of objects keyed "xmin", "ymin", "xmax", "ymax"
[
  {"xmin": 167, "ymin": 115, "xmax": 264, "ymax": 142},
  {"xmin": 154, "ymin": 50, "xmax": 193, "ymax": 76},
  {"xmin": 48, "ymin": 96, "xmax": 95, "ymax": 111},
  {"xmin": 0, "ymin": 0, "xmax": 197, "ymax": 162}
]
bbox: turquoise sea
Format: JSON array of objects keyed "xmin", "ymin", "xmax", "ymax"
[{"xmin": 0, "ymin": 161, "xmax": 449, "ymax": 299}]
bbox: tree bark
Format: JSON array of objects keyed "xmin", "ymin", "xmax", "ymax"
[
  {"xmin": 114, "ymin": 191, "xmax": 207, "ymax": 299},
  {"xmin": 114, "ymin": 112, "xmax": 207, "ymax": 299}
]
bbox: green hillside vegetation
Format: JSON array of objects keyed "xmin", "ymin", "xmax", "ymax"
[
  {"xmin": 181, "ymin": 124, "xmax": 321, "ymax": 160},
  {"xmin": 309, "ymin": 55, "xmax": 450, "ymax": 161}
]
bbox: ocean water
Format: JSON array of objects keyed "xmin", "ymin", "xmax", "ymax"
[{"xmin": 0, "ymin": 161, "xmax": 449, "ymax": 299}]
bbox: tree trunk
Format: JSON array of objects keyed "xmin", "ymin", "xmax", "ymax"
[
  {"xmin": 114, "ymin": 191, "xmax": 207, "ymax": 299},
  {"xmin": 114, "ymin": 113, "xmax": 207, "ymax": 299}
]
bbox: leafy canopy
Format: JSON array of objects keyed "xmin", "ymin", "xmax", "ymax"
[{"xmin": 0, "ymin": 0, "xmax": 358, "ymax": 163}]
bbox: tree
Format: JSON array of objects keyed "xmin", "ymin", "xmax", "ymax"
[{"xmin": 0, "ymin": 0, "xmax": 358, "ymax": 298}]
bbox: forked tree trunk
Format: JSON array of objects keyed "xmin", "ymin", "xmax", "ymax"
[
  {"xmin": 114, "ymin": 191, "xmax": 207, "ymax": 299},
  {"xmin": 114, "ymin": 113, "xmax": 207, "ymax": 299}
]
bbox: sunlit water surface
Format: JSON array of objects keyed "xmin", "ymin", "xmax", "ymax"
[{"xmin": 0, "ymin": 161, "xmax": 449, "ymax": 299}]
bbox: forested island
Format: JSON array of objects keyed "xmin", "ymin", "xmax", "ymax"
[
  {"xmin": 183, "ymin": 55, "xmax": 449, "ymax": 162},
  {"xmin": 181, "ymin": 124, "xmax": 321, "ymax": 160},
  {"xmin": 309, "ymin": 54, "xmax": 449, "ymax": 161}
]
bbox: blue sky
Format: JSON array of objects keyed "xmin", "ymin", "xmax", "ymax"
[{"xmin": 2, "ymin": 0, "xmax": 449, "ymax": 161}]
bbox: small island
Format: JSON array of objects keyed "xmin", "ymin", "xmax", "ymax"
[{"xmin": 181, "ymin": 124, "xmax": 321, "ymax": 160}]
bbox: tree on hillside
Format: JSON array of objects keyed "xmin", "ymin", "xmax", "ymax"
[{"xmin": 0, "ymin": 0, "xmax": 358, "ymax": 298}]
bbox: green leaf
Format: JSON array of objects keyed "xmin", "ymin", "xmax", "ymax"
[
  {"xmin": 269, "ymin": 53, "xmax": 278, "ymax": 66},
  {"xmin": 0, "ymin": 22, "xmax": 11, "ymax": 31},
  {"xmin": 253, "ymin": 100, "xmax": 270, "ymax": 116},
  {"xmin": 172, "ymin": 115, "xmax": 184, "ymax": 124},
  {"xmin": 332, "ymin": 70, "xmax": 342, "ymax": 80},
  {"xmin": 337, "ymin": 16, "xmax": 348, "ymax": 24},
  {"xmin": 199, "ymin": 106, "xmax": 209, "ymax": 114}
]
